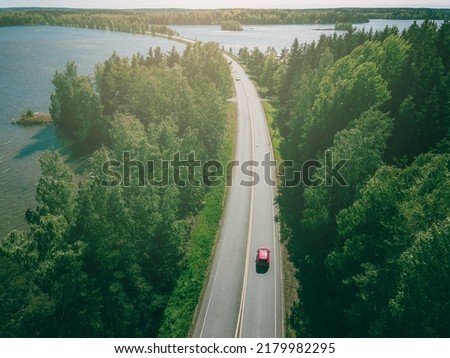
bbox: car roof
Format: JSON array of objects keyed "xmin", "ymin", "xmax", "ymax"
[{"xmin": 258, "ymin": 248, "xmax": 270, "ymax": 259}]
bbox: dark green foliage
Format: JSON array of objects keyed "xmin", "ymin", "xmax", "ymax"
[
  {"xmin": 50, "ymin": 62, "xmax": 106, "ymax": 152},
  {"xmin": 0, "ymin": 253, "xmax": 45, "ymax": 337},
  {"xmin": 266, "ymin": 21, "xmax": 450, "ymax": 337},
  {"xmin": 158, "ymin": 104, "xmax": 235, "ymax": 337},
  {"xmin": 379, "ymin": 218, "xmax": 450, "ymax": 337},
  {"xmin": 300, "ymin": 109, "xmax": 393, "ymax": 256},
  {"xmin": 385, "ymin": 21, "xmax": 450, "ymax": 162},
  {"xmin": 181, "ymin": 42, "xmax": 232, "ymax": 101},
  {"xmin": 1, "ymin": 153, "xmax": 96, "ymax": 337},
  {"xmin": 327, "ymin": 154, "xmax": 450, "ymax": 337},
  {"xmin": 1, "ymin": 43, "xmax": 231, "ymax": 337}
]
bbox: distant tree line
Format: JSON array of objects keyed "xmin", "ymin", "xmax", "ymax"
[
  {"xmin": 1, "ymin": 8, "xmax": 450, "ymax": 30},
  {"xmin": 239, "ymin": 20, "xmax": 450, "ymax": 337},
  {"xmin": 0, "ymin": 43, "xmax": 232, "ymax": 337},
  {"xmin": 0, "ymin": 9, "xmax": 178, "ymax": 35}
]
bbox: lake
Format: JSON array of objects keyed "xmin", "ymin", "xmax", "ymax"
[
  {"xmin": 0, "ymin": 19, "xmax": 440, "ymax": 238},
  {"xmin": 0, "ymin": 26, "xmax": 185, "ymax": 238},
  {"xmin": 172, "ymin": 19, "xmax": 438, "ymax": 53}
]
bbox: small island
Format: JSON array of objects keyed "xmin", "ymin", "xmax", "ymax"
[
  {"xmin": 14, "ymin": 109, "xmax": 53, "ymax": 126},
  {"xmin": 334, "ymin": 22, "xmax": 355, "ymax": 32},
  {"xmin": 149, "ymin": 24, "xmax": 179, "ymax": 37},
  {"xmin": 221, "ymin": 20, "xmax": 243, "ymax": 31}
]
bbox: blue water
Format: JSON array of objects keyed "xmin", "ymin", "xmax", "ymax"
[
  {"xmin": 172, "ymin": 24, "xmax": 348, "ymax": 53},
  {"xmin": 0, "ymin": 26, "xmax": 185, "ymax": 238}
]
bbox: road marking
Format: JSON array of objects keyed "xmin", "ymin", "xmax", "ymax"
[
  {"xmin": 256, "ymin": 82, "xmax": 283, "ymax": 338},
  {"xmin": 271, "ymin": 152, "xmax": 278, "ymax": 337},
  {"xmin": 261, "ymin": 97, "xmax": 280, "ymax": 338},
  {"xmin": 234, "ymin": 73, "xmax": 255, "ymax": 339},
  {"xmin": 195, "ymin": 56, "xmax": 282, "ymax": 338},
  {"xmin": 199, "ymin": 216, "xmax": 229, "ymax": 337},
  {"xmin": 251, "ymin": 85, "xmax": 279, "ymax": 338}
]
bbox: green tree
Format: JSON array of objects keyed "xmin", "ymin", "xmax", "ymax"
[
  {"xmin": 386, "ymin": 21, "xmax": 450, "ymax": 162},
  {"xmin": 301, "ymin": 109, "xmax": 393, "ymax": 255},
  {"xmin": 95, "ymin": 52, "xmax": 132, "ymax": 116},
  {"xmin": 0, "ymin": 253, "xmax": 49, "ymax": 337},
  {"xmin": 326, "ymin": 153, "xmax": 450, "ymax": 336},
  {"xmin": 325, "ymin": 166, "xmax": 407, "ymax": 336},
  {"xmin": 50, "ymin": 62, "xmax": 105, "ymax": 151},
  {"xmin": 167, "ymin": 46, "xmax": 180, "ymax": 68},
  {"xmin": 259, "ymin": 48, "xmax": 279, "ymax": 94},
  {"xmin": 377, "ymin": 219, "xmax": 450, "ymax": 337},
  {"xmin": 181, "ymin": 42, "xmax": 231, "ymax": 99},
  {"xmin": 301, "ymin": 43, "xmax": 390, "ymax": 159}
]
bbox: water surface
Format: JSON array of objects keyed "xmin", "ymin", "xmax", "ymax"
[{"xmin": 172, "ymin": 19, "xmax": 438, "ymax": 53}]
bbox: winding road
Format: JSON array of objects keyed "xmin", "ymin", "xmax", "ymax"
[{"xmin": 192, "ymin": 55, "xmax": 283, "ymax": 338}]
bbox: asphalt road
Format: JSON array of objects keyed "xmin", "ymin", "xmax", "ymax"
[{"xmin": 193, "ymin": 56, "xmax": 283, "ymax": 338}]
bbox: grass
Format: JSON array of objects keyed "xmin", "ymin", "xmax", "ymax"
[
  {"xmin": 261, "ymin": 99, "xmax": 299, "ymax": 338},
  {"xmin": 262, "ymin": 101, "xmax": 282, "ymax": 165},
  {"xmin": 157, "ymin": 101, "xmax": 236, "ymax": 338}
]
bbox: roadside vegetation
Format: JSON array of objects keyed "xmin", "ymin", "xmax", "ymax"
[
  {"xmin": 239, "ymin": 20, "xmax": 450, "ymax": 337},
  {"xmin": 0, "ymin": 42, "xmax": 232, "ymax": 337},
  {"xmin": 260, "ymin": 100, "xmax": 299, "ymax": 338},
  {"xmin": 158, "ymin": 102, "xmax": 236, "ymax": 338}
]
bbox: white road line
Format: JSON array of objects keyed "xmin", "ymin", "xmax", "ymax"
[
  {"xmin": 271, "ymin": 152, "xmax": 278, "ymax": 337},
  {"xmin": 262, "ymin": 101, "xmax": 280, "ymax": 338},
  {"xmin": 258, "ymin": 86, "xmax": 283, "ymax": 338},
  {"xmin": 199, "ymin": 214, "xmax": 229, "ymax": 337},
  {"xmin": 235, "ymin": 83, "xmax": 255, "ymax": 338},
  {"xmin": 198, "ymin": 58, "xmax": 281, "ymax": 338}
]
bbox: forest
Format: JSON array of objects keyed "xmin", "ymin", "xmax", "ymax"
[
  {"xmin": 1, "ymin": 8, "xmax": 450, "ymax": 31},
  {"xmin": 0, "ymin": 43, "xmax": 232, "ymax": 337},
  {"xmin": 238, "ymin": 20, "xmax": 450, "ymax": 337}
]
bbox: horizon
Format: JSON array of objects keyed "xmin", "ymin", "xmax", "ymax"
[
  {"xmin": 1, "ymin": 0, "xmax": 450, "ymax": 10},
  {"xmin": 2, "ymin": 6, "xmax": 450, "ymax": 10}
]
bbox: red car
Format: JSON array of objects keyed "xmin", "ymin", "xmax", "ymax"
[{"xmin": 255, "ymin": 248, "xmax": 270, "ymax": 267}]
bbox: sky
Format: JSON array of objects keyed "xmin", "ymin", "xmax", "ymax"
[{"xmin": 0, "ymin": 1, "xmax": 449, "ymax": 9}]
